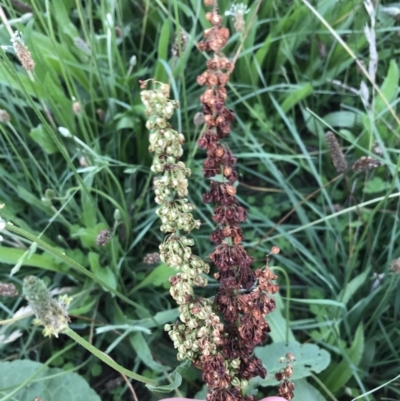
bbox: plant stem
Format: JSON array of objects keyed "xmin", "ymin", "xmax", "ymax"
[
  {"xmin": 4, "ymin": 223, "xmax": 149, "ymax": 314},
  {"xmin": 64, "ymin": 327, "xmax": 158, "ymax": 386}
]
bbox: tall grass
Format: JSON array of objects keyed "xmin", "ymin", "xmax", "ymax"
[{"xmin": 0, "ymin": 0, "xmax": 399, "ymax": 400}]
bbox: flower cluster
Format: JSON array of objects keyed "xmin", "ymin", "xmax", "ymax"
[
  {"xmin": 325, "ymin": 131, "xmax": 384, "ymax": 173},
  {"xmin": 140, "ymin": 80, "xmax": 224, "ymax": 365},
  {"xmin": 23, "ymin": 276, "xmax": 71, "ymax": 337},
  {"xmin": 197, "ymin": 3, "xmax": 281, "ymax": 400},
  {"xmin": 11, "ymin": 31, "xmax": 35, "ymax": 72}
]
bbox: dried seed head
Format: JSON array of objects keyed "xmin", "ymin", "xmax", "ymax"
[
  {"xmin": 193, "ymin": 112, "xmax": 205, "ymax": 126},
  {"xmin": 96, "ymin": 229, "xmax": 111, "ymax": 246},
  {"xmin": 172, "ymin": 30, "xmax": 188, "ymax": 57},
  {"xmin": 11, "ymin": 32, "xmax": 35, "ymax": 72},
  {"xmin": 390, "ymin": 258, "xmax": 400, "ymax": 274},
  {"xmin": 96, "ymin": 108, "xmax": 105, "ymax": 121},
  {"xmin": 271, "ymin": 246, "xmax": 280, "ymax": 255},
  {"xmin": 0, "ymin": 110, "xmax": 10, "ymax": 123},
  {"xmin": 276, "ymin": 353, "xmax": 295, "ymax": 400},
  {"xmin": 72, "ymin": 101, "xmax": 82, "ymax": 115},
  {"xmin": 325, "ymin": 131, "xmax": 348, "ymax": 172},
  {"xmin": 373, "ymin": 141, "xmax": 383, "ymax": 157},
  {"xmin": 0, "ymin": 282, "xmax": 18, "ymax": 297},
  {"xmin": 225, "ymin": 184, "xmax": 236, "ymax": 196},
  {"xmin": 143, "ymin": 252, "xmax": 161, "ymax": 265},
  {"xmin": 352, "ymin": 156, "xmax": 383, "ymax": 172}
]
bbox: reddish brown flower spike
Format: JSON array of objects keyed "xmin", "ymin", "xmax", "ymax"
[{"xmin": 197, "ymin": 2, "xmax": 281, "ymax": 400}]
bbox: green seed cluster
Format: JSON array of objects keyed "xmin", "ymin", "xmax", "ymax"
[
  {"xmin": 165, "ymin": 298, "xmax": 223, "ymax": 361},
  {"xmin": 141, "ymin": 80, "xmax": 223, "ymax": 363},
  {"xmin": 23, "ymin": 276, "xmax": 71, "ymax": 338}
]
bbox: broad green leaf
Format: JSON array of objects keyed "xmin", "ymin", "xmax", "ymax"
[
  {"xmin": 338, "ymin": 268, "xmax": 370, "ymax": 304},
  {"xmin": 236, "ymin": 13, "xmax": 258, "ymax": 85},
  {"xmin": 154, "ymin": 20, "xmax": 170, "ymax": 82},
  {"xmin": 70, "ymin": 223, "xmax": 107, "ymax": 248},
  {"xmin": 360, "ymin": 339, "xmax": 376, "ymax": 370},
  {"xmin": 322, "ymin": 323, "xmax": 364, "ymax": 393},
  {"xmin": 253, "ymin": 34, "xmax": 272, "ymax": 71},
  {"xmin": 30, "ymin": 124, "xmax": 59, "ymax": 154},
  {"xmin": 116, "ymin": 115, "xmax": 136, "ymax": 130},
  {"xmin": 267, "ymin": 293, "xmax": 296, "ymax": 343},
  {"xmin": 30, "ymin": 31, "xmax": 89, "ymax": 93},
  {"xmin": 68, "ymin": 297, "xmax": 97, "ymax": 316},
  {"xmin": 17, "ymin": 186, "xmax": 52, "ymax": 214},
  {"xmin": 51, "ymin": 0, "xmax": 80, "ymax": 38},
  {"xmin": 292, "ymin": 378, "xmax": 327, "ymax": 401},
  {"xmin": 146, "ymin": 361, "xmax": 188, "ymax": 393},
  {"xmin": 129, "ymin": 332, "xmax": 169, "ymax": 373},
  {"xmin": 0, "ymin": 360, "xmax": 100, "ymax": 401},
  {"xmin": 132, "ymin": 263, "xmax": 174, "ymax": 292},
  {"xmin": 253, "ymin": 341, "xmax": 331, "ymax": 386},
  {"xmin": 80, "ymin": 174, "xmax": 97, "ymax": 229},
  {"xmin": 364, "ymin": 177, "xmax": 390, "ymax": 194},
  {"xmin": 374, "ymin": 59, "xmax": 399, "ymax": 116},
  {"xmin": 281, "ymin": 83, "xmax": 313, "ymax": 113},
  {"xmin": 194, "ymin": 384, "xmax": 207, "ymax": 400},
  {"xmin": 128, "ymin": 308, "xmax": 180, "ymax": 330},
  {"xmin": 0, "ymin": 61, "xmax": 47, "ymax": 98},
  {"xmin": 42, "ymin": 73, "xmax": 73, "ymax": 128},
  {"xmin": 322, "ymin": 111, "xmax": 363, "ymax": 129},
  {"xmin": 89, "ymin": 252, "xmax": 117, "ymax": 291},
  {"xmin": 0, "ymin": 247, "xmax": 62, "ymax": 272}
]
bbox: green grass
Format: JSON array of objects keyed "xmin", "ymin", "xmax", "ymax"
[{"xmin": 0, "ymin": 0, "xmax": 400, "ymax": 400}]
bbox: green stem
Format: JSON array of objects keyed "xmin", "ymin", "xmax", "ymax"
[
  {"xmin": 272, "ymin": 266, "xmax": 291, "ymax": 345},
  {"xmin": 5, "ymin": 223, "xmax": 148, "ymax": 313},
  {"xmin": 64, "ymin": 328, "xmax": 158, "ymax": 386}
]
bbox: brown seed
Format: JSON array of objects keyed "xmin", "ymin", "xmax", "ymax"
[
  {"xmin": 207, "ymin": 74, "xmax": 218, "ymax": 86},
  {"xmin": 215, "ymin": 147, "xmax": 224, "ymax": 157},
  {"xmin": 226, "ymin": 184, "xmax": 236, "ymax": 196},
  {"xmin": 217, "ymin": 73, "xmax": 229, "ymax": 86},
  {"xmin": 96, "ymin": 229, "xmax": 111, "ymax": 246},
  {"xmin": 223, "ymin": 166, "xmax": 232, "ymax": 177},
  {"xmin": 211, "ymin": 14, "xmax": 222, "ymax": 25},
  {"xmin": 271, "ymin": 246, "xmax": 280, "ymax": 255}
]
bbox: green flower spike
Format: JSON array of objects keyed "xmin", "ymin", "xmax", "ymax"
[{"xmin": 23, "ymin": 276, "xmax": 72, "ymax": 338}]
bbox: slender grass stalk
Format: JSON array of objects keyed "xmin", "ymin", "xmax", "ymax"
[
  {"xmin": 64, "ymin": 328, "xmax": 158, "ymax": 386},
  {"xmin": 3, "ymin": 223, "xmax": 149, "ymax": 312}
]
